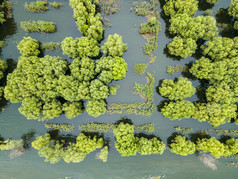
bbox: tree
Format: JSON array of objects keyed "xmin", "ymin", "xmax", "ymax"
[
  {"xmin": 196, "ymin": 137, "xmax": 225, "ymax": 158},
  {"xmin": 159, "ymin": 77, "xmax": 196, "ymax": 100},
  {"xmin": 61, "ymin": 36, "xmax": 100, "ymax": 58},
  {"xmin": 112, "ymin": 57, "xmax": 128, "ymax": 80},
  {"xmin": 113, "ymin": 122, "xmax": 138, "ymax": 157},
  {"xmin": 169, "ymin": 135, "xmax": 196, "ymax": 156},
  {"xmin": 0, "ymin": 59, "xmax": 7, "ymax": 99},
  {"xmin": 86, "ymin": 99, "xmax": 107, "ymax": 117},
  {"xmin": 138, "ymin": 137, "xmax": 165, "ymax": 155},
  {"xmin": 163, "ymin": 0, "xmax": 198, "ymax": 17},
  {"xmin": 101, "ymin": 34, "xmax": 128, "ymax": 57},
  {"xmin": 167, "ymin": 36, "xmax": 197, "ymax": 58},
  {"xmin": 98, "ymin": 146, "xmax": 109, "ymax": 162},
  {"xmin": 228, "ymin": 0, "xmax": 238, "ymax": 19},
  {"xmin": 161, "ymin": 100, "xmax": 195, "ymax": 120},
  {"xmin": 17, "ymin": 37, "xmax": 40, "ymax": 57},
  {"xmin": 206, "ymin": 0, "xmax": 220, "ymax": 4},
  {"xmin": 225, "ymin": 138, "xmax": 238, "ymax": 155},
  {"xmin": 89, "ymin": 79, "xmax": 109, "ymax": 99}
]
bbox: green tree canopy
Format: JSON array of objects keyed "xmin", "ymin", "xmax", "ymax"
[
  {"xmin": 161, "ymin": 100, "xmax": 195, "ymax": 120},
  {"xmin": 159, "ymin": 77, "xmax": 196, "ymax": 100},
  {"xmin": 61, "ymin": 36, "xmax": 100, "ymax": 58},
  {"xmin": 163, "ymin": 0, "xmax": 198, "ymax": 17},
  {"xmin": 167, "ymin": 36, "xmax": 197, "ymax": 58},
  {"xmin": 101, "ymin": 34, "xmax": 128, "ymax": 57},
  {"xmin": 193, "ymin": 102, "xmax": 237, "ymax": 127},
  {"xmin": 86, "ymin": 99, "xmax": 107, "ymax": 117},
  {"xmin": 17, "ymin": 37, "xmax": 40, "ymax": 57},
  {"xmin": 169, "ymin": 135, "xmax": 196, "ymax": 156},
  {"xmin": 229, "ymin": 0, "xmax": 238, "ymax": 19}
]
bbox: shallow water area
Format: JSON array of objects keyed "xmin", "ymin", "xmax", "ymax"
[{"xmin": 0, "ymin": 0, "xmax": 238, "ymax": 178}]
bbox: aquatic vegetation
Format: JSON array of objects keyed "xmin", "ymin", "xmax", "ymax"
[
  {"xmin": 227, "ymin": 162, "xmax": 238, "ymax": 167},
  {"xmin": 169, "ymin": 135, "xmax": 196, "ymax": 156},
  {"xmin": 98, "ymin": 146, "xmax": 108, "ymax": 162},
  {"xmin": 203, "ymin": 9, "xmax": 213, "ymax": 15},
  {"xmin": 0, "ymin": 41, "xmax": 7, "ymax": 48},
  {"xmin": 131, "ymin": 0, "xmax": 159, "ymax": 17},
  {"xmin": 134, "ymin": 63, "xmax": 148, "ymax": 75},
  {"xmin": 167, "ymin": 37, "xmax": 197, "ymax": 59},
  {"xmin": 202, "ymin": 129, "xmax": 238, "ymax": 136},
  {"xmin": 159, "ymin": 77, "xmax": 196, "ymax": 100},
  {"xmin": 166, "ymin": 65, "xmax": 187, "ymax": 75},
  {"xmin": 20, "ymin": 21, "xmax": 56, "ymax": 33},
  {"xmin": 0, "ymin": 139, "xmax": 23, "ymax": 151},
  {"xmin": 108, "ymin": 73, "xmax": 155, "ymax": 116},
  {"xmin": 45, "ymin": 123, "xmax": 75, "ymax": 132},
  {"xmin": 109, "ymin": 85, "xmax": 120, "ymax": 95},
  {"xmin": 49, "ymin": 2, "xmax": 65, "ymax": 9},
  {"xmin": 206, "ymin": 0, "xmax": 220, "ymax": 5},
  {"xmin": 174, "ymin": 126, "xmax": 193, "ymax": 133},
  {"xmin": 25, "ymin": 1, "xmax": 48, "ymax": 13},
  {"xmin": 78, "ymin": 122, "xmax": 154, "ymax": 133},
  {"xmin": 32, "ymin": 133, "xmax": 103, "ymax": 164},
  {"xmin": 41, "ymin": 42, "xmax": 61, "ymax": 52},
  {"xmin": 99, "ymin": 0, "xmax": 120, "ymax": 15}
]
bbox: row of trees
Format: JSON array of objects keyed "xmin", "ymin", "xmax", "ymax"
[
  {"xmin": 0, "ymin": 59, "xmax": 7, "ymax": 99},
  {"xmin": 169, "ymin": 134, "xmax": 238, "ymax": 158}
]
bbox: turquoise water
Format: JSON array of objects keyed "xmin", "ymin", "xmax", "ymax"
[{"xmin": 0, "ymin": 0, "xmax": 238, "ymax": 178}]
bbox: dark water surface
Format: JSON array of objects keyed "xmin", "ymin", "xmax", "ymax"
[{"xmin": 0, "ymin": 0, "xmax": 237, "ymax": 178}]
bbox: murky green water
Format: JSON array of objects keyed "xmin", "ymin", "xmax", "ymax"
[{"xmin": 0, "ymin": 0, "xmax": 238, "ymax": 178}]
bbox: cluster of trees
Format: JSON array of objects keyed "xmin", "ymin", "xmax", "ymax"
[
  {"xmin": 5, "ymin": 33, "xmax": 127, "ymax": 119},
  {"xmin": 189, "ymin": 36, "xmax": 238, "ymax": 126},
  {"xmin": 20, "ymin": 21, "xmax": 56, "ymax": 33},
  {"xmin": 69, "ymin": 0, "xmax": 104, "ymax": 41},
  {"xmin": 113, "ymin": 122, "xmax": 166, "ymax": 156},
  {"xmin": 0, "ymin": 139, "xmax": 23, "ymax": 150},
  {"xmin": 0, "ymin": 59, "xmax": 7, "ymax": 99},
  {"xmin": 228, "ymin": 0, "xmax": 238, "ymax": 19},
  {"xmin": 163, "ymin": 0, "xmax": 218, "ymax": 58},
  {"xmin": 32, "ymin": 133, "xmax": 103, "ymax": 164},
  {"xmin": 0, "ymin": 0, "xmax": 13, "ymax": 24}
]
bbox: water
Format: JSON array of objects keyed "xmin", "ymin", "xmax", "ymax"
[{"xmin": 0, "ymin": 0, "xmax": 237, "ymax": 178}]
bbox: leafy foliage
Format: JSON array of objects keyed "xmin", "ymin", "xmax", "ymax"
[
  {"xmin": 20, "ymin": 21, "xmax": 56, "ymax": 33},
  {"xmin": 192, "ymin": 102, "xmax": 237, "ymax": 127},
  {"xmin": 45, "ymin": 123, "xmax": 75, "ymax": 132},
  {"xmin": 86, "ymin": 99, "xmax": 107, "ymax": 117},
  {"xmin": 196, "ymin": 137, "xmax": 226, "ymax": 158},
  {"xmin": 61, "ymin": 37, "xmax": 100, "ymax": 58},
  {"xmin": 169, "ymin": 14, "xmax": 218, "ymax": 40},
  {"xmin": 206, "ymin": 0, "xmax": 220, "ymax": 4},
  {"xmin": 229, "ymin": 0, "xmax": 238, "ymax": 19},
  {"xmin": 25, "ymin": 1, "xmax": 48, "ymax": 13},
  {"xmin": 167, "ymin": 36, "xmax": 197, "ymax": 59},
  {"xmin": 49, "ymin": 2, "xmax": 65, "ymax": 9},
  {"xmin": 89, "ymin": 79, "xmax": 109, "ymax": 99},
  {"xmin": 69, "ymin": 0, "xmax": 104, "ymax": 41},
  {"xmin": 159, "ymin": 77, "xmax": 196, "ymax": 100},
  {"xmin": 101, "ymin": 34, "xmax": 128, "ymax": 57},
  {"xmin": 169, "ymin": 135, "xmax": 196, "ymax": 156},
  {"xmin": 161, "ymin": 100, "xmax": 195, "ymax": 120},
  {"xmin": 163, "ymin": 0, "xmax": 198, "ymax": 17},
  {"xmin": 0, "ymin": 139, "xmax": 23, "ymax": 150},
  {"xmin": 98, "ymin": 146, "xmax": 108, "ymax": 162},
  {"xmin": 63, "ymin": 101, "xmax": 83, "ymax": 119},
  {"xmin": 138, "ymin": 137, "xmax": 166, "ymax": 155},
  {"xmin": 17, "ymin": 37, "xmax": 40, "ymax": 57},
  {"xmin": 32, "ymin": 133, "xmax": 103, "ymax": 164}
]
